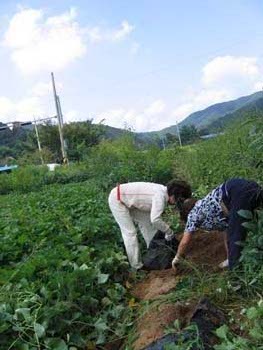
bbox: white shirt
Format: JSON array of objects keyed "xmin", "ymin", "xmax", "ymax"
[{"xmin": 118, "ymin": 182, "xmax": 171, "ymax": 233}]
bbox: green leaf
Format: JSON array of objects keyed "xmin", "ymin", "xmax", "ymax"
[
  {"xmin": 215, "ymin": 324, "xmax": 229, "ymax": 340},
  {"xmin": 44, "ymin": 338, "xmax": 68, "ymax": 350},
  {"xmin": 15, "ymin": 308, "xmax": 31, "ymax": 321},
  {"xmin": 246, "ymin": 307, "xmax": 258, "ymax": 320},
  {"xmin": 34, "ymin": 323, "xmax": 45, "ymax": 338},
  {"xmin": 94, "ymin": 318, "xmax": 108, "ymax": 331},
  {"xmin": 79, "ymin": 263, "xmax": 88, "ymax": 270},
  {"xmin": 257, "ymin": 235, "xmax": 263, "ymax": 246},
  {"xmin": 249, "ymin": 327, "xmax": 263, "ymax": 340},
  {"xmin": 238, "ymin": 210, "xmax": 253, "ymax": 220},
  {"xmin": 16, "ymin": 343, "xmax": 30, "ymax": 350},
  {"xmin": 242, "ymin": 222, "xmax": 257, "ymax": 230},
  {"xmin": 97, "ymin": 273, "xmax": 109, "ymax": 284}
]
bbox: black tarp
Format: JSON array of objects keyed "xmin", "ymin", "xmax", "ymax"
[{"xmin": 142, "ymin": 231, "xmax": 179, "ymax": 270}]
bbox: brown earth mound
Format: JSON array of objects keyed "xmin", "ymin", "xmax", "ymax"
[
  {"xmin": 133, "ymin": 230, "xmax": 226, "ymax": 301},
  {"xmin": 132, "ymin": 301, "xmax": 194, "ymax": 350},
  {"xmin": 132, "ymin": 269, "xmax": 180, "ymax": 300},
  {"xmin": 186, "ymin": 230, "xmax": 227, "ymax": 267},
  {"xmin": 130, "ymin": 230, "xmax": 226, "ymax": 350}
]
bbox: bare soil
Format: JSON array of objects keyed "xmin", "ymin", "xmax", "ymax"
[
  {"xmin": 131, "ymin": 230, "xmax": 226, "ymax": 349},
  {"xmin": 132, "ymin": 302, "xmax": 194, "ymax": 350}
]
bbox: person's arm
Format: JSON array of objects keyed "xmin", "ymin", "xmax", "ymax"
[
  {"xmin": 172, "ymin": 232, "xmax": 192, "ymax": 268},
  {"xmin": 172, "ymin": 203, "xmax": 200, "ymax": 269},
  {"xmin": 150, "ymin": 193, "xmax": 173, "ymax": 237},
  {"xmin": 176, "ymin": 232, "xmax": 192, "ymax": 257}
]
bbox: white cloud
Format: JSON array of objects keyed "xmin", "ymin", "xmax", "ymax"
[
  {"xmin": 86, "ymin": 20, "xmax": 134, "ymax": 43},
  {"xmin": 254, "ymin": 81, "xmax": 263, "ymax": 91},
  {"xmin": 98, "ymin": 56, "xmax": 263, "ymax": 130},
  {"xmin": 112, "ymin": 20, "xmax": 134, "ymax": 41},
  {"xmin": 144, "ymin": 99, "xmax": 166, "ymax": 116},
  {"xmin": 173, "ymin": 55, "xmax": 263, "ymax": 122},
  {"xmin": 30, "ymin": 82, "xmax": 51, "ymax": 97},
  {"xmin": 172, "ymin": 103, "xmax": 193, "ymax": 121},
  {"xmin": 63, "ymin": 109, "xmax": 79, "ymax": 123},
  {"xmin": 3, "ymin": 7, "xmax": 86, "ymax": 75},
  {"xmin": 130, "ymin": 42, "xmax": 140, "ymax": 55},
  {"xmin": 202, "ymin": 56, "xmax": 259, "ymax": 87},
  {"xmin": 96, "ymin": 99, "xmax": 167, "ymax": 132},
  {"xmin": 0, "ymin": 95, "xmax": 47, "ymax": 123},
  {"xmin": 30, "ymin": 80, "xmax": 63, "ymax": 97},
  {"xmin": 0, "ymin": 97, "xmax": 13, "ymax": 116},
  {"xmin": 172, "ymin": 89, "xmax": 230, "ymax": 122}
]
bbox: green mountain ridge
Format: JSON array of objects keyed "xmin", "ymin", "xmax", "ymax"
[
  {"xmin": 1, "ymin": 91, "xmax": 263, "ymax": 152},
  {"xmin": 101, "ymin": 91, "xmax": 263, "ymax": 141},
  {"xmin": 160, "ymin": 90, "xmax": 263, "ymax": 135}
]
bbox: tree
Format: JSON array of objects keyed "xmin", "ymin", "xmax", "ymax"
[
  {"xmin": 180, "ymin": 125, "xmax": 200, "ymax": 144},
  {"xmin": 165, "ymin": 133, "xmax": 179, "ymax": 146},
  {"xmin": 64, "ymin": 121, "xmax": 104, "ymax": 161}
]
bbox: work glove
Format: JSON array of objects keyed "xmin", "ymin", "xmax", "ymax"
[
  {"xmin": 165, "ymin": 229, "xmax": 175, "ymax": 241},
  {"xmin": 218, "ymin": 259, "xmax": 229, "ymax": 269},
  {"xmin": 172, "ymin": 255, "xmax": 180, "ymax": 270}
]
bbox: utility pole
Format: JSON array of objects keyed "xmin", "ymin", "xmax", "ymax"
[
  {"xmin": 161, "ymin": 136, "xmax": 166, "ymax": 150},
  {"xmin": 176, "ymin": 121, "xmax": 182, "ymax": 147},
  {"xmin": 51, "ymin": 72, "xmax": 68, "ymax": 164},
  {"xmin": 0, "ymin": 117, "xmax": 56, "ymax": 165},
  {"xmin": 33, "ymin": 117, "xmax": 44, "ymax": 165}
]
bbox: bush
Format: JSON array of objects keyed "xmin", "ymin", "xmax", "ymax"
[{"xmin": 174, "ymin": 122, "xmax": 263, "ymax": 192}]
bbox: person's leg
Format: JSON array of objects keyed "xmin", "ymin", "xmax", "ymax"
[
  {"xmin": 226, "ymin": 181, "xmax": 260, "ymax": 269},
  {"xmin": 108, "ymin": 190, "xmax": 143, "ymax": 269},
  {"xmin": 131, "ymin": 209, "xmax": 157, "ymax": 248},
  {"xmin": 227, "ymin": 208, "xmax": 247, "ymax": 269},
  {"xmin": 219, "ymin": 231, "xmax": 229, "ymax": 268}
]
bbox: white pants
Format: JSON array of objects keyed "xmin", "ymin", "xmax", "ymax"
[{"xmin": 108, "ymin": 188, "xmax": 157, "ymax": 269}]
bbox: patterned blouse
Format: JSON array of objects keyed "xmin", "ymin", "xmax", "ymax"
[{"xmin": 185, "ymin": 184, "xmax": 228, "ymax": 233}]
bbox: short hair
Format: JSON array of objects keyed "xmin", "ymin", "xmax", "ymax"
[
  {"xmin": 166, "ymin": 179, "xmax": 192, "ymax": 199},
  {"xmin": 179, "ymin": 197, "xmax": 197, "ymax": 222}
]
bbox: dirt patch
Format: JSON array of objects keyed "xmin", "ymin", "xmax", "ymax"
[
  {"xmin": 133, "ymin": 230, "xmax": 226, "ymax": 301},
  {"xmin": 132, "ymin": 302, "xmax": 194, "ymax": 350},
  {"xmin": 132, "ymin": 269, "xmax": 180, "ymax": 300},
  {"xmin": 186, "ymin": 230, "xmax": 227, "ymax": 267},
  {"xmin": 130, "ymin": 230, "xmax": 227, "ymax": 350}
]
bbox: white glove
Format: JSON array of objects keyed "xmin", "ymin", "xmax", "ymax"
[
  {"xmin": 219, "ymin": 259, "xmax": 229, "ymax": 269},
  {"xmin": 165, "ymin": 229, "xmax": 174, "ymax": 241},
  {"xmin": 172, "ymin": 255, "xmax": 180, "ymax": 269}
]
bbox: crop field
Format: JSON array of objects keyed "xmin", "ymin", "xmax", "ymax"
[
  {"xmin": 0, "ymin": 181, "xmax": 135, "ymax": 349},
  {"xmin": 0, "ymin": 121, "xmax": 263, "ymax": 350}
]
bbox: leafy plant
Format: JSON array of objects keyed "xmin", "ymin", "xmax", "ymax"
[{"xmin": 214, "ymin": 300, "xmax": 263, "ymax": 350}]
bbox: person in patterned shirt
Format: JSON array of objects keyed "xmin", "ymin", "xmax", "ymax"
[{"xmin": 172, "ymin": 178, "xmax": 263, "ymax": 270}]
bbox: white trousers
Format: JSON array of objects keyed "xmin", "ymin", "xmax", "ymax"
[{"xmin": 108, "ymin": 188, "xmax": 157, "ymax": 269}]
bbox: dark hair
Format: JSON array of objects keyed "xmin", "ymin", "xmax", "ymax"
[
  {"xmin": 179, "ymin": 197, "xmax": 197, "ymax": 222},
  {"xmin": 166, "ymin": 179, "xmax": 192, "ymax": 199}
]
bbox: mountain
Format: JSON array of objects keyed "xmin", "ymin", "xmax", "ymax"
[
  {"xmin": 203, "ymin": 95, "xmax": 263, "ymax": 132},
  {"xmin": 160, "ymin": 91, "xmax": 263, "ymax": 135},
  {"xmin": 2, "ymin": 91, "xmax": 263, "ymax": 152}
]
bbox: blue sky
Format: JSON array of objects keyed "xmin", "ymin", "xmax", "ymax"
[{"xmin": 0, "ymin": 0, "xmax": 263, "ymax": 131}]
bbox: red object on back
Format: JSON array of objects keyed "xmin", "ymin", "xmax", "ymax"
[{"xmin": 117, "ymin": 183, "xmax": 121, "ymax": 201}]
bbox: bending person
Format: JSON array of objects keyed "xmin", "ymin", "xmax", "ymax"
[
  {"xmin": 108, "ymin": 180, "xmax": 192, "ymax": 270},
  {"xmin": 172, "ymin": 178, "xmax": 263, "ymax": 270}
]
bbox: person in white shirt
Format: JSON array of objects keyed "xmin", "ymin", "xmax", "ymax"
[{"xmin": 108, "ymin": 180, "xmax": 192, "ymax": 270}]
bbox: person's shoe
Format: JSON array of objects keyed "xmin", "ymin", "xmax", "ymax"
[{"xmin": 219, "ymin": 259, "xmax": 229, "ymax": 269}]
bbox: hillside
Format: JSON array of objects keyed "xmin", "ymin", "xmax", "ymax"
[
  {"xmin": 1, "ymin": 91, "xmax": 263, "ymax": 156},
  {"xmin": 202, "ymin": 96, "xmax": 263, "ymax": 132},
  {"xmin": 102, "ymin": 91, "xmax": 263, "ymax": 141},
  {"xmin": 160, "ymin": 90, "xmax": 263, "ymax": 134}
]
